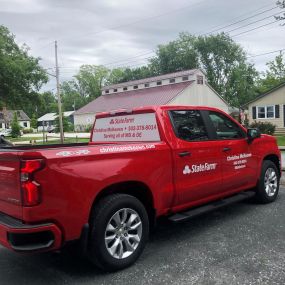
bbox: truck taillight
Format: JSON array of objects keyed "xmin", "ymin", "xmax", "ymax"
[{"xmin": 20, "ymin": 159, "xmax": 44, "ymax": 207}]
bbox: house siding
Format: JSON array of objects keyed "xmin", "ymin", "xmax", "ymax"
[
  {"xmin": 74, "ymin": 113, "xmax": 95, "ymax": 131},
  {"xmin": 248, "ymin": 85, "xmax": 285, "ymax": 128},
  {"xmin": 169, "ymin": 81, "xmax": 229, "ymax": 113}
]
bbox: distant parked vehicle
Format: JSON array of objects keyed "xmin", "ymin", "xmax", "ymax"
[{"xmin": 0, "ymin": 129, "xmax": 12, "ymax": 138}]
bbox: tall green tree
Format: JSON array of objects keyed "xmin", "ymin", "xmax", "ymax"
[
  {"xmin": 73, "ymin": 65, "xmax": 109, "ymax": 99},
  {"xmin": 0, "ymin": 25, "xmax": 48, "ymax": 112},
  {"xmin": 256, "ymin": 53, "xmax": 285, "ymax": 93},
  {"xmin": 194, "ymin": 33, "xmax": 258, "ymax": 106},
  {"xmin": 150, "ymin": 33, "xmax": 199, "ymax": 74},
  {"xmin": 11, "ymin": 112, "xmax": 21, "ymax": 138},
  {"xmin": 148, "ymin": 33, "xmax": 258, "ymax": 106}
]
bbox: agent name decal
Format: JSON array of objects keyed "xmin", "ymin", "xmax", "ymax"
[
  {"xmin": 227, "ymin": 153, "xmax": 252, "ymax": 170},
  {"xmin": 183, "ymin": 162, "xmax": 217, "ymax": 175}
]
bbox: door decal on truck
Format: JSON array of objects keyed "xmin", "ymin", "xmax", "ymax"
[
  {"xmin": 227, "ymin": 153, "xmax": 252, "ymax": 170},
  {"xmin": 183, "ymin": 163, "xmax": 217, "ymax": 175},
  {"xmin": 56, "ymin": 150, "xmax": 91, "ymax": 157}
]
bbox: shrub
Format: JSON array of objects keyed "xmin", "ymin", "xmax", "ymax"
[
  {"xmin": 11, "ymin": 112, "xmax": 21, "ymax": 138},
  {"xmin": 249, "ymin": 121, "xmax": 276, "ymax": 135},
  {"xmin": 85, "ymin": 124, "xmax": 93, "ymax": 132},
  {"xmin": 23, "ymin": 128, "xmax": 34, "ymax": 134}
]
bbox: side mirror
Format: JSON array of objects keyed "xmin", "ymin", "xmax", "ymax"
[{"xmin": 247, "ymin": 128, "xmax": 261, "ymax": 142}]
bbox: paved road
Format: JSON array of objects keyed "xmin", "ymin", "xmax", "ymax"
[{"xmin": 1, "ymin": 188, "xmax": 285, "ymax": 285}]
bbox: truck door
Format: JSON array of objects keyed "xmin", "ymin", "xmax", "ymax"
[
  {"xmin": 169, "ymin": 110, "xmax": 222, "ymax": 206},
  {"xmin": 206, "ymin": 110, "xmax": 257, "ymax": 191}
]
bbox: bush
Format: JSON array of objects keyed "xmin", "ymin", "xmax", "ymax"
[
  {"xmin": 249, "ymin": 121, "xmax": 276, "ymax": 135},
  {"xmin": 85, "ymin": 124, "xmax": 93, "ymax": 132},
  {"xmin": 23, "ymin": 128, "xmax": 34, "ymax": 134}
]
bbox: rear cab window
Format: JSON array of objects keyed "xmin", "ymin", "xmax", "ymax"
[{"xmin": 92, "ymin": 112, "xmax": 161, "ymax": 143}]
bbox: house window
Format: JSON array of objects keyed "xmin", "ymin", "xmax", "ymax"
[
  {"xmin": 156, "ymin": 81, "xmax": 162, "ymax": 86},
  {"xmin": 23, "ymin": 122, "xmax": 27, "ymax": 127},
  {"xmin": 123, "ymin": 87, "xmax": 128, "ymax": 91},
  {"xmin": 133, "ymin": 85, "xmax": 138, "ymax": 89},
  {"xmin": 113, "ymin": 88, "xmax": 117, "ymax": 92},
  {"xmin": 105, "ymin": 90, "xmax": 109, "ymax": 94},
  {"xmin": 144, "ymin": 83, "xmax": 149, "ymax": 88},
  {"xmin": 169, "ymin": 78, "xmax": 175, "ymax": 83},
  {"xmin": 182, "ymin": 76, "xmax": 189, "ymax": 81},
  {"xmin": 197, "ymin": 75, "xmax": 204, "ymax": 84},
  {"xmin": 257, "ymin": 106, "xmax": 275, "ymax": 119}
]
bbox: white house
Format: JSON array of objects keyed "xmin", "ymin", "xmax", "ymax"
[
  {"xmin": 246, "ymin": 81, "xmax": 285, "ymax": 136},
  {"xmin": 0, "ymin": 108, "xmax": 30, "ymax": 129},
  {"xmin": 74, "ymin": 69, "xmax": 229, "ymax": 131},
  {"xmin": 37, "ymin": 111, "xmax": 75, "ymax": 131}
]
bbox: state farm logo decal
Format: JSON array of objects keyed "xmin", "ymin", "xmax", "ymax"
[{"xmin": 183, "ymin": 162, "xmax": 217, "ymax": 175}]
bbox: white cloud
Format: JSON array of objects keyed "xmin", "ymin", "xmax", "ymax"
[{"xmin": 0, "ymin": 0, "xmax": 283, "ymax": 91}]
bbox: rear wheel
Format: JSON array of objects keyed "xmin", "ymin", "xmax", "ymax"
[
  {"xmin": 88, "ymin": 194, "xmax": 149, "ymax": 271},
  {"xmin": 255, "ymin": 160, "xmax": 280, "ymax": 203}
]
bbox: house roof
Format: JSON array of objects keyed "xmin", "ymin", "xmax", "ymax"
[
  {"xmin": 37, "ymin": 111, "xmax": 75, "ymax": 122},
  {"xmin": 244, "ymin": 81, "xmax": 285, "ymax": 107},
  {"xmin": 75, "ymin": 81, "xmax": 193, "ymax": 115},
  {"xmin": 102, "ymin": 69, "xmax": 201, "ymax": 91},
  {"xmin": 0, "ymin": 110, "xmax": 30, "ymax": 123}
]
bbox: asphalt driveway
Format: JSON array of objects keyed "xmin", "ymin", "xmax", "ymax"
[{"xmin": 0, "ymin": 187, "xmax": 284, "ymax": 285}]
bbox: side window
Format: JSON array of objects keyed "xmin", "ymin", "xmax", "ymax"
[
  {"xmin": 208, "ymin": 111, "xmax": 245, "ymax": 140},
  {"xmin": 170, "ymin": 110, "xmax": 208, "ymax": 142}
]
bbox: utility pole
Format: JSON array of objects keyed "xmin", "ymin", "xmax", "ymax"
[{"xmin": 55, "ymin": 40, "xmax": 64, "ymax": 144}]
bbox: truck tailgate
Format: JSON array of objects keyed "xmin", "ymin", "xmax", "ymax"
[{"xmin": 0, "ymin": 152, "xmax": 22, "ymax": 219}]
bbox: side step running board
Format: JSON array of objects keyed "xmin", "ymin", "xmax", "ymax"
[{"xmin": 168, "ymin": 191, "xmax": 256, "ymax": 223}]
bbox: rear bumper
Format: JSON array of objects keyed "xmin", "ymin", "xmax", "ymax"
[{"xmin": 0, "ymin": 212, "xmax": 62, "ymax": 252}]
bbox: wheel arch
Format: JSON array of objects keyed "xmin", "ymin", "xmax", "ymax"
[
  {"xmin": 263, "ymin": 154, "xmax": 281, "ymax": 176},
  {"xmin": 90, "ymin": 181, "xmax": 156, "ymax": 228}
]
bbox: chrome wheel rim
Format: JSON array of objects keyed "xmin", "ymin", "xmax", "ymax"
[
  {"xmin": 105, "ymin": 208, "xmax": 142, "ymax": 259},
  {"xmin": 264, "ymin": 168, "xmax": 278, "ymax": 197}
]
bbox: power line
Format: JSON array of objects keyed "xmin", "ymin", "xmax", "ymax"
[
  {"xmin": 61, "ymin": 0, "xmax": 208, "ymax": 41},
  {"xmin": 43, "ymin": 4, "xmax": 281, "ymax": 75},
  {"xmin": 202, "ymin": 5, "xmax": 277, "ymax": 35},
  {"xmin": 247, "ymin": 48, "xmax": 285, "ymax": 58},
  {"xmin": 225, "ymin": 11, "xmax": 282, "ymax": 34},
  {"xmin": 232, "ymin": 19, "xmax": 279, "ymax": 37}
]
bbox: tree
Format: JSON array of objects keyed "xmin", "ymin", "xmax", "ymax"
[
  {"xmin": 61, "ymin": 81, "xmax": 87, "ymax": 111},
  {"xmin": 194, "ymin": 33, "xmax": 258, "ymax": 106},
  {"xmin": 150, "ymin": 33, "xmax": 199, "ymax": 74},
  {"xmin": 0, "ymin": 25, "xmax": 48, "ymax": 113},
  {"xmin": 11, "ymin": 112, "xmax": 21, "ymax": 138},
  {"xmin": 256, "ymin": 53, "xmax": 285, "ymax": 93},
  {"xmin": 147, "ymin": 33, "xmax": 258, "ymax": 106},
  {"xmin": 276, "ymin": 1, "xmax": 285, "ymax": 24},
  {"xmin": 30, "ymin": 114, "xmax": 38, "ymax": 129},
  {"xmin": 73, "ymin": 65, "xmax": 109, "ymax": 99},
  {"xmin": 54, "ymin": 113, "xmax": 71, "ymax": 133}
]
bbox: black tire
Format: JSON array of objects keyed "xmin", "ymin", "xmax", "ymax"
[
  {"xmin": 255, "ymin": 160, "xmax": 280, "ymax": 203},
  {"xmin": 88, "ymin": 194, "xmax": 149, "ymax": 271}
]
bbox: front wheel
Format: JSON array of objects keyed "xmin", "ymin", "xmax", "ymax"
[
  {"xmin": 88, "ymin": 194, "xmax": 149, "ymax": 271},
  {"xmin": 255, "ymin": 160, "xmax": 280, "ymax": 203}
]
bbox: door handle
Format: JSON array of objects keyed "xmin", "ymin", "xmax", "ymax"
[
  {"xmin": 179, "ymin": 151, "xmax": 191, "ymax": 157},
  {"xmin": 222, "ymin": 147, "xmax": 231, "ymax": 152}
]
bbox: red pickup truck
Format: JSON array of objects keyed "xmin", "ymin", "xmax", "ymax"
[{"xmin": 0, "ymin": 106, "xmax": 281, "ymax": 271}]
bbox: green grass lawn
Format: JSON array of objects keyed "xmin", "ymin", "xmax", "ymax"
[
  {"xmin": 8, "ymin": 137, "xmax": 89, "ymax": 145},
  {"xmin": 42, "ymin": 138, "xmax": 89, "ymax": 144},
  {"xmin": 276, "ymin": 136, "xmax": 285, "ymax": 146},
  {"xmin": 9, "ymin": 136, "xmax": 43, "ymax": 142}
]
